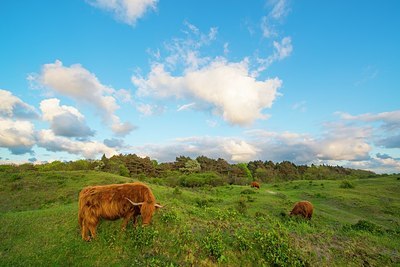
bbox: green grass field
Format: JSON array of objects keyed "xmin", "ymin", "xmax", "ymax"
[{"xmin": 1, "ymin": 170, "xmax": 399, "ymax": 266}]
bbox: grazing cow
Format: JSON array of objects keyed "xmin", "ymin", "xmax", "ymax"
[
  {"xmin": 251, "ymin": 181, "xmax": 260, "ymax": 189},
  {"xmin": 290, "ymin": 201, "xmax": 313, "ymax": 219},
  {"xmin": 78, "ymin": 182, "xmax": 162, "ymax": 241}
]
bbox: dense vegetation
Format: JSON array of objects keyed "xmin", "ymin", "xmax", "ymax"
[
  {"xmin": 1, "ymin": 154, "xmax": 378, "ymax": 188},
  {"xmin": 0, "ymin": 158, "xmax": 399, "ymax": 266}
]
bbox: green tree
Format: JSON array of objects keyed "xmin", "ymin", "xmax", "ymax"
[{"xmin": 180, "ymin": 159, "xmax": 201, "ymax": 174}]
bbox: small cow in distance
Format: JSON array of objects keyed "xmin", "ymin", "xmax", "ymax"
[
  {"xmin": 251, "ymin": 181, "xmax": 260, "ymax": 189},
  {"xmin": 78, "ymin": 182, "xmax": 162, "ymax": 241},
  {"xmin": 290, "ymin": 201, "xmax": 313, "ymax": 219}
]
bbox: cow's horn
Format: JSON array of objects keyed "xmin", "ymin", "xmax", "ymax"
[
  {"xmin": 155, "ymin": 203, "xmax": 163, "ymax": 208},
  {"xmin": 125, "ymin": 197, "xmax": 143, "ymax": 206}
]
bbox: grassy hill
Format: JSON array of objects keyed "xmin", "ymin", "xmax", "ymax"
[{"xmin": 0, "ymin": 170, "xmax": 399, "ymax": 266}]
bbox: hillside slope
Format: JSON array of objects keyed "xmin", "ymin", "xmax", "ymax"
[{"xmin": 0, "ymin": 171, "xmax": 399, "ymax": 266}]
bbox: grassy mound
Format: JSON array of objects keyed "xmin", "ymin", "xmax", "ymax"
[{"xmin": 1, "ymin": 171, "xmax": 399, "ymax": 266}]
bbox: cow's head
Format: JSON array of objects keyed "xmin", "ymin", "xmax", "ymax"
[{"xmin": 125, "ymin": 198, "xmax": 163, "ymax": 225}]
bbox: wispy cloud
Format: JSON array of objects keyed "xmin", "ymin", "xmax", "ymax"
[
  {"xmin": 261, "ymin": 0, "xmax": 290, "ymax": 38},
  {"xmin": 354, "ymin": 65, "xmax": 379, "ymax": 86}
]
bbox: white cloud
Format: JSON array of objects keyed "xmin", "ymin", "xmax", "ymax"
[
  {"xmin": 35, "ymin": 60, "xmax": 135, "ymax": 136},
  {"xmin": 338, "ymin": 110, "xmax": 400, "ymax": 148},
  {"xmin": 0, "ymin": 89, "xmax": 38, "ymax": 119},
  {"xmin": 104, "ymin": 138, "xmax": 124, "ymax": 148},
  {"xmin": 261, "ymin": 0, "xmax": 289, "ymax": 39},
  {"xmin": 87, "ymin": 0, "xmax": 157, "ymax": 26},
  {"xmin": 254, "ymin": 36, "xmax": 293, "ymax": 76},
  {"xmin": 247, "ymin": 124, "xmax": 372, "ymax": 163},
  {"xmin": 133, "ymin": 136, "xmax": 259, "ymax": 163},
  {"xmin": 37, "ymin": 129, "xmax": 117, "ymax": 158},
  {"xmin": 115, "ymin": 89, "xmax": 133, "ymax": 103},
  {"xmin": 261, "ymin": 16, "xmax": 276, "ymax": 38},
  {"xmin": 177, "ymin": 102, "xmax": 196, "ymax": 112},
  {"xmin": 40, "ymin": 98, "xmax": 95, "ymax": 138},
  {"xmin": 339, "ymin": 110, "xmax": 400, "ymax": 130},
  {"xmin": 0, "ymin": 118, "xmax": 35, "ymax": 155},
  {"xmin": 273, "ymin": 36, "xmax": 293, "ymax": 60},
  {"xmin": 133, "ymin": 59, "xmax": 282, "ymax": 126},
  {"xmin": 269, "ymin": 0, "xmax": 289, "ymax": 20},
  {"xmin": 110, "ymin": 115, "xmax": 136, "ymax": 136},
  {"xmin": 292, "ymin": 101, "xmax": 307, "ymax": 112},
  {"xmin": 222, "ymin": 140, "xmax": 259, "ymax": 162}
]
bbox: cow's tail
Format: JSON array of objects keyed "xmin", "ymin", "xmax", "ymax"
[{"xmin": 78, "ymin": 193, "xmax": 85, "ymax": 227}]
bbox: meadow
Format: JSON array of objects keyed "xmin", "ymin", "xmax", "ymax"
[{"xmin": 0, "ymin": 170, "xmax": 399, "ymax": 266}]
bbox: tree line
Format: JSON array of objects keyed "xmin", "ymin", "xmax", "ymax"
[{"xmin": 0, "ymin": 154, "xmax": 377, "ymax": 187}]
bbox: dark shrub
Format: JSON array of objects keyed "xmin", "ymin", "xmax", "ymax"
[{"xmin": 340, "ymin": 180, "xmax": 355, "ymax": 189}]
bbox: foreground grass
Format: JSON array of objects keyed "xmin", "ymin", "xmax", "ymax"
[{"xmin": 0, "ymin": 171, "xmax": 399, "ymax": 266}]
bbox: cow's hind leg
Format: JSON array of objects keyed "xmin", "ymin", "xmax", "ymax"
[
  {"xmin": 88, "ymin": 222, "xmax": 97, "ymax": 239},
  {"xmin": 81, "ymin": 221, "xmax": 90, "ymax": 241}
]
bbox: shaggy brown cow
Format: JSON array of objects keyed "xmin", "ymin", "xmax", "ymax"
[
  {"xmin": 290, "ymin": 201, "xmax": 313, "ymax": 219},
  {"xmin": 251, "ymin": 181, "xmax": 260, "ymax": 189},
  {"xmin": 78, "ymin": 182, "xmax": 162, "ymax": 241}
]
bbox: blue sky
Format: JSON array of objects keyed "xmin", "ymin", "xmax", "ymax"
[{"xmin": 1, "ymin": 0, "xmax": 399, "ymax": 173}]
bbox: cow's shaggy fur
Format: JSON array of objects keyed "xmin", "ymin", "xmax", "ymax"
[
  {"xmin": 290, "ymin": 201, "xmax": 313, "ymax": 219},
  {"xmin": 78, "ymin": 182, "xmax": 159, "ymax": 241},
  {"xmin": 251, "ymin": 181, "xmax": 260, "ymax": 189}
]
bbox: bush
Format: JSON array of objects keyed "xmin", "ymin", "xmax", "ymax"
[
  {"xmin": 159, "ymin": 210, "xmax": 179, "ymax": 223},
  {"xmin": 236, "ymin": 197, "xmax": 248, "ymax": 215},
  {"xmin": 179, "ymin": 172, "xmax": 226, "ymax": 187},
  {"xmin": 253, "ymin": 223, "xmax": 307, "ymax": 266},
  {"xmin": 340, "ymin": 180, "xmax": 355, "ymax": 189},
  {"xmin": 202, "ymin": 230, "xmax": 225, "ymax": 262},
  {"xmin": 241, "ymin": 189, "xmax": 256, "ymax": 195},
  {"xmin": 344, "ymin": 220, "xmax": 383, "ymax": 234}
]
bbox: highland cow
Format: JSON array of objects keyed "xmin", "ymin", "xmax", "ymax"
[
  {"xmin": 78, "ymin": 182, "xmax": 162, "ymax": 241},
  {"xmin": 251, "ymin": 181, "xmax": 260, "ymax": 189},
  {"xmin": 290, "ymin": 201, "xmax": 313, "ymax": 219}
]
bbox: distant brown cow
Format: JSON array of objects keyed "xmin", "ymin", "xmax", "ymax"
[
  {"xmin": 251, "ymin": 181, "xmax": 260, "ymax": 189},
  {"xmin": 290, "ymin": 201, "xmax": 313, "ymax": 219},
  {"xmin": 78, "ymin": 182, "xmax": 162, "ymax": 241}
]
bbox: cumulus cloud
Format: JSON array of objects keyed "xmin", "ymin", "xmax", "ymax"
[
  {"xmin": 0, "ymin": 118, "xmax": 35, "ymax": 155},
  {"xmin": 133, "ymin": 136, "xmax": 259, "ymax": 163},
  {"xmin": 35, "ymin": 60, "xmax": 135, "ymax": 136},
  {"xmin": 222, "ymin": 140, "xmax": 259, "ymax": 162},
  {"xmin": 133, "ymin": 23, "xmax": 288, "ymax": 125},
  {"xmin": 37, "ymin": 129, "xmax": 117, "ymax": 158},
  {"xmin": 133, "ymin": 59, "xmax": 282, "ymax": 126},
  {"xmin": 0, "ymin": 89, "xmax": 39, "ymax": 119},
  {"xmin": 104, "ymin": 138, "xmax": 124, "ymax": 148},
  {"xmin": 246, "ymin": 124, "xmax": 372, "ymax": 163},
  {"xmin": 339, "ymin": 110, "xmax": 400, "ymax": 149},
  {"xmin": 339, "ymin": 110, "xmax": 400, "ymax": 131},
  {"xmin": 315, "ymin": 123, "xmax": 372, "ymax": 161},
  {"xmin": 346, "ymin": 156, "xmax": 400, "ymax": 174},
  {"xmin": 40, "ymin": 98, "xmax": 95, "ymax": 138},
  {"xmin": 87, "ymin": 0, "xmax": 157, "ymax": 26}
]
